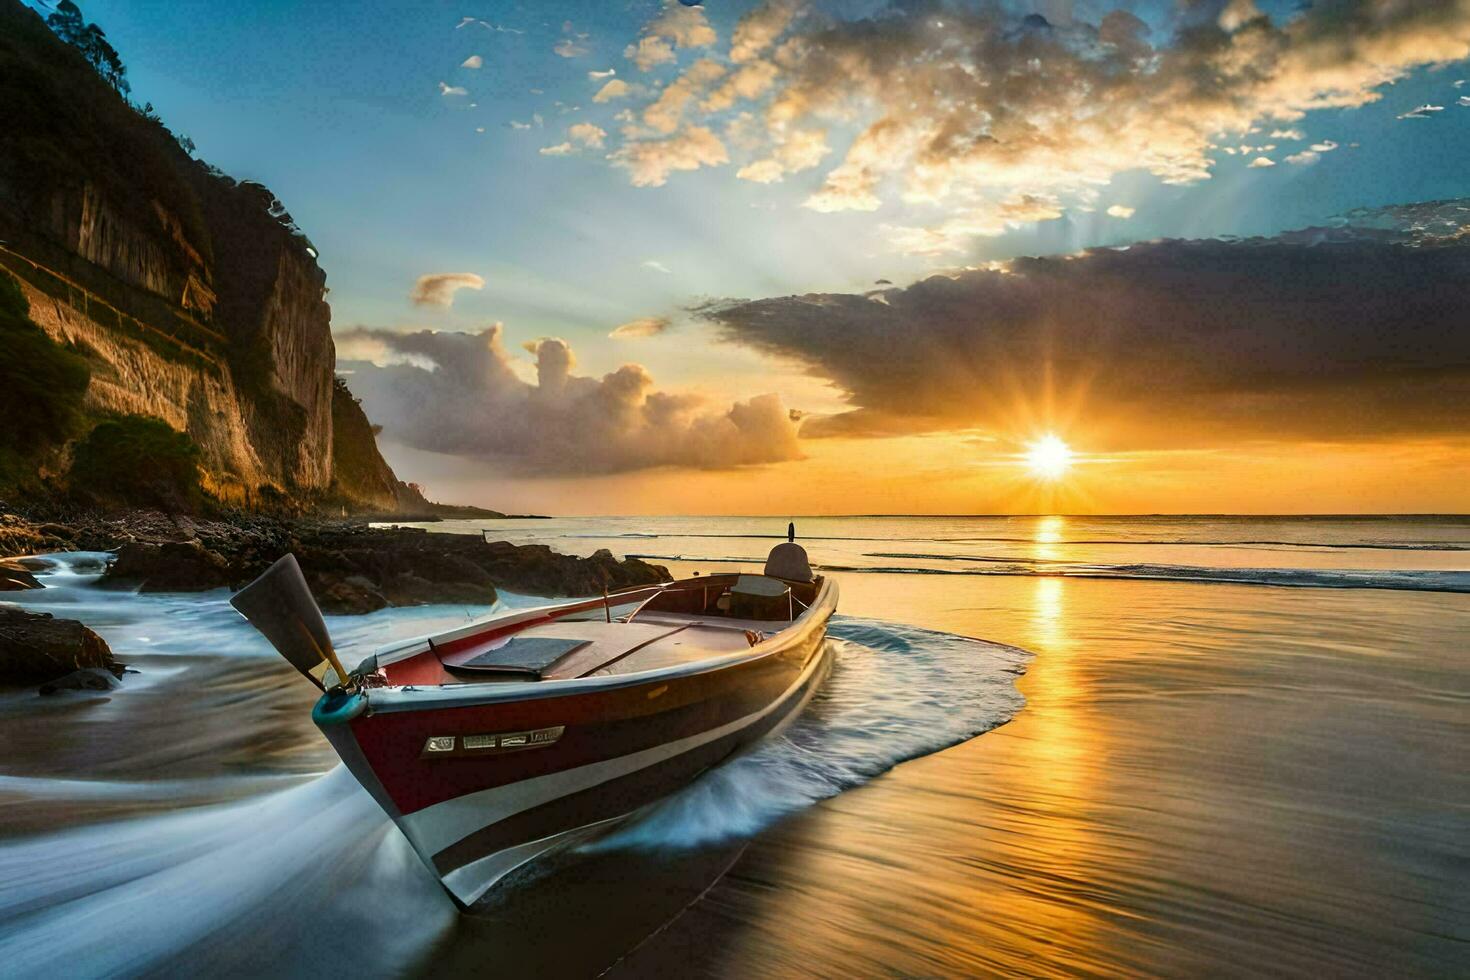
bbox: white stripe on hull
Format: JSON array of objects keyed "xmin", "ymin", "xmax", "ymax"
[
  {"xmin": 441, "ymin": 814, "xmax": 629, "ymax": 907},
  {"xmin": 399, "ymin": 629, "xmax": 830, "ymax": 859},
  {"xmin": 403, "ymin": 634, "xmax": 833, "ymax": 906}
]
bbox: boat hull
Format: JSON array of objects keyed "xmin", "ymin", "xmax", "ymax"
[{"xmin": 318, "ymin": 585, "xmax": 836, "ymax": 907}]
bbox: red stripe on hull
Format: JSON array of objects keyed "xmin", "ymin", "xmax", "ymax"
[
  {"xmin": 348, "ymin": 618, "xmax": 828, "ymax": 817},
  {"xmin": 432, "ymin": 643, "xmax": 831, "ymax": 877}
]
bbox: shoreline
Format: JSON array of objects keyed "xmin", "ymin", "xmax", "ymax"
[{"xmin": 0, "ymin": 504, "xmax": 668, "ymax": 688}]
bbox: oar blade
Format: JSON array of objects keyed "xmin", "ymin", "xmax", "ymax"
[{"xmin": 230, "ymin": 554, "xmax": 335, "ymax": 688}]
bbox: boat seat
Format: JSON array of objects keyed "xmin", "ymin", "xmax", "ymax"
[
  {"xmin": 764, "ymin": 542, "xmax": 813, "ymax": 582},
  {"xmin": 436, "ymin": 636, "xmax": 590, "ymax": 679},
  {"xmin": 732, "ymin": 575, "xmax": 788, "ymax": 596}
]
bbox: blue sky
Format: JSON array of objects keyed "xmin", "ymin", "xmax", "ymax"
[
  {"xmin": 35, "ymin": 0, "xmax": 1470, "ymax": 512},
  {"xmin": 83, "ymin": 2, "xmax": 1470, "ymax": 331}
]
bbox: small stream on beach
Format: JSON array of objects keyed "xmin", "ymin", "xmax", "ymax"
[{"xmin": 1, "ymin": 515, "xmax": 1466, "ymax": 976}]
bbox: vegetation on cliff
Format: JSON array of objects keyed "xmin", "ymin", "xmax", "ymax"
[
  {"xmin": 69, "ymin": 415, "xmax": 204, "ymax": 511},
  {"xmin": 0, "ymin": 0, "xmax": 209, "ymax": 264},
  {"xmin": 0, "ymin": 0, "xmax": 470, "ymax": 517},
  {"xmin": 0, "ymin": 271, "xmax": 90, "ymax": 488},
  {"xmin": 329, "ymin": 377, "xmax": 400, "ymax": 511},
  {"xmin": 43, "ymin": 0, "xmax": 128, "ymax": 96}
]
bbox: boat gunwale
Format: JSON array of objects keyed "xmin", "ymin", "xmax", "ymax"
[{"xmin": 359, "ymin": 575, "xmax": 838, "ymax": 714}]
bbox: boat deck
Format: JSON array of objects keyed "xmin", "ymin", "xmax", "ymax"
[
  {"xmin": 371, "ymin": 573, "xmax": 822, "ymax": 689},
  {"xmin": 377, "ymin": 613, "xmax": 770, "ymax": 687}
]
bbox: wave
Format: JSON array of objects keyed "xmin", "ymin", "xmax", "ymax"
[
  {"xmin": 588, "ymin": 621, "xmax": 1028, "ymax": 851},
  {"xmin": 0, "ymin": 588, "xmax": 1029, "ymax": 975},
  {"xmin": 0, "ymin": 767, "xmax": 457, "ymax": 977},
  {"xmin": 943, "ymin": 537, "xmax": 1470, "ymax": 552},
  {"xmin": 818, "ymin": 562, "xmax": 1470, "ymax": 593},
  {"xmin": 624, "ymin": 550, "xmax": 1467, "ymax": 593},
  {"xmin": 567, "ymin": 532, "xmax": 1470, "ymax": 551}
]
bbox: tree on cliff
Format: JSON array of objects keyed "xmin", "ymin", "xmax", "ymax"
[
  {"xmin": 46, "ymin": 0, "xmax": 129, "ymax": 95},
  {"xmin": 0, "ymin": 272, "xmax": 91, "ymax": 466}
]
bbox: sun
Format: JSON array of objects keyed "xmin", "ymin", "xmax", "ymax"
[{"xmin": 1024, "ymin": 434, "xmax": 1074, "ymax": 479}]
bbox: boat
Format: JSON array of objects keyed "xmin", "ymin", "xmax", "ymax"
[{"xmin": 229, "ymin": 526, "xmax": 838, "ymax": 908}]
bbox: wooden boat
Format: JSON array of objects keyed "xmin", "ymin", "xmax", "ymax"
[{"xmin": 230, "ymin": 529, "xmax": 837, "ymax": 907}]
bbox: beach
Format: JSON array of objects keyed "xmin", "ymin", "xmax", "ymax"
[{"xmin": 0, "ymin": 516, "xmax": 1465, "ymax": 976}]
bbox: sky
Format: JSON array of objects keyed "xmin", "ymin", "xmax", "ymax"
[{"xmin": 48, "ymin": 0, "xmax": 1470, "ymax": 514}]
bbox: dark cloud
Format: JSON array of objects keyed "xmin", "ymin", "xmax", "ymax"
[
  {"xmin": 336, "ymin": 326, "xmax": 801, "ymax": 475},
  {"xmin": 702, "ymin": 202, "xmax": 1470, "ymax": 446}
]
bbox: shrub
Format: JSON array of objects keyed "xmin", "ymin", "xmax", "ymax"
[
  {"xmin": 69, "ymin": 415, "xmax": 204, "ymax": 511},
  {"xmin": 0, "ymin": 272, "xmax": 91, "ymax": 456}
]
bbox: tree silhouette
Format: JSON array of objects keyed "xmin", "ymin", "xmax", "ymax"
[{"xmin": 46, "ymin": 0, "xmax": 130, "ymax": 95}]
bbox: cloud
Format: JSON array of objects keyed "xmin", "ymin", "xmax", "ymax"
[
  {"xmin": 644, "ymin": 58, "xmax": 725, "ymax": 133},
  {"xmin": 457, "ymin": 18, "xmax": 521, "ymax": 34},
  {"xmin": 1285, "ymin": 150, "xmax": 1320, "ymax": 165},
  {"xmin": 438, "ymin": 82, "xmax": 467, "ymax": 97},
  {"xmin": 1247, "ymin": 156, "xmax": 1276, "ymax": 168},
  {"xmin": 461, "ymin": 55, "xmax": 483, "ymax": 69},
  {"xmin": 1398, "ymin": 104, "xmax": 1446, "ymax": 119},
  {"xmin": 1310, "ymin": 140, "xmax": 1339, "ymax": 153},
  {"xmin": 594, "ymin": 78, "xmax": 632, "ymax": 102},
  {"xmin": 604, "ymin": 2, "xmax": 1470, "ymax": 252},
  {"xmin": 610, "ymin": 125, "xmax": 728, "ymax": 187},
  {"xmin": 645, "ymin": 1, "xmax": 717, "ymax": 50},
  {"xmin": 540, "ymin": 123, "xmax": 607, "ymax": 157},
  {"xmin": 1460, "ymin": 96, "xmax": 1470, "ymax": 107},
  {"xmin": 702, "ymin": 60, "xmax": 778, "ymax": 113},
  {"xmin": 730, "ymin": 0, "xmax": 797, "ymax": 64},
  {"xmin": 625, "ymin": 0, "xmax": 716, "ymax": 71},
  {"xmin": 1106, "ymin": 204, "xmax": 1135, "ymax": 219},
  {"xmin": 1271, "ymin": 128, "xmax": 1305, "ymax": 140},
  {"xmin": 609, "ymin": 316, "xmax": 672, "ymax": 339},
  {"xmin": 554, "ymin": 38, "xmax": 590, "ymax": 58},
  {"xmin": 884, "ymin": 195, "xmax": 1066, "ymax": 257},
  {"xmin": 336, "ymin": 327, "xmax": 800, "ymax": 475},
  {"xmin": 410, "ymin": 273, "xmax": 484, "ymax": 308},
  {"xmin": 700, "ymin": 202, "xmax": 1470, "ymax": 446},
  {"xmin": 589, "ymin": 68, "xmax": 616, "ymax": 80},
  {"xmin": 626, "ymin": 36, "xmax": 676, "ymax": 72},
  {"xmin": 568, "ymin": 122, "xmax": 607, "ymax": 148},
  {"xmin": 737, "ymin": 159, "xmax": 784, "ymax": 183},
  {"xmin": 642, "ymin": 259, "xmax": 672, "ymax": 274}
]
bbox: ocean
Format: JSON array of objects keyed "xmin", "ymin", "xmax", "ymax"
[{"xmin": 0, "ymin": 515, "xmax": 1465, "ymax": 976}]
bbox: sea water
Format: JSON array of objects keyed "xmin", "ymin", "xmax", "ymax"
[{"xmin": 0, "ymin": 516, "xmax": 1465, "ymax": 976}]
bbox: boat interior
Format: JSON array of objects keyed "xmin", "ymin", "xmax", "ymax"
[{"xmin": 371, "ymin": 544, "xmax": 824, "ymax": 689}]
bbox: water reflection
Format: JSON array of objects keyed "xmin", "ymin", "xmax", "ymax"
[{"xmin": 615, "ymin": 574, "xmax": 1470, "ymax": 976}]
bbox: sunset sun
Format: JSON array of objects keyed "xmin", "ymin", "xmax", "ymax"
[{"xmin": 1025, "ymin": 435, "xmax": 1074, "ymax": 480}]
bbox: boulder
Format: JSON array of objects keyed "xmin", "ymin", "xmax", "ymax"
[
  {"xmin": 310, "ymin": 574, "xmax": 389, "ymax": 615},
  {"xmin": 103, "ymin": 540, "xmax": 232, "ymax": 592},
  {"xmin": 0, "ymin": 561, "xmax": 42, "ymax": 591},
  {"xmin": 0, "ymin": 606, "xmax": 118, "ymax": 684},
  {"xmin": 476, "ymin": 541, "xmax": 671, "ymax": 597},
  {"xmin": 38, "ymin": 667, "xmax": 123, "ymax": 695}
]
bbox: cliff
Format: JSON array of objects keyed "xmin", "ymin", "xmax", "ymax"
[{"xmin": 0, "ymin": 0, "xmax": 401, "ymax": 512}]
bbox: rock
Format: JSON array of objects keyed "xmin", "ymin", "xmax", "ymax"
[
  {"xmin": 23, "ymin": 509, "xmax": 668, "ymax": 616},
  {"xmin": 37, "ymin": 523, "xmax": 75, "ymax": 541},
  {"xmin": 311, "ymin": 574, "xmax": 389, "ymax": 615},
  {"xmin": 475, "ymin": 540, "xmax": 671, "ymax": 597},
  {"xmin": 0, "ymin": 606, "xmax": 117, "ymax": 684},
  {"xmin": 0, "ymin": 561, "xmax": 42, "ymax": 591},
  {"xmin": 103, "ymin": 540, "xmax": 231, "ymax": 592},
  {"xmin": 38, "ymin": 667, "xmax": 123, "ymax": 696}
]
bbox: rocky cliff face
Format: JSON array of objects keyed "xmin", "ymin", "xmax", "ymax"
[{"xmin": 0, "ymin": 0, "xmax": 399, "ymax": 511}]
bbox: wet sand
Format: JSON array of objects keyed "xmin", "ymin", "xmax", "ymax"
[{"xmin": 610, "ymin": 573, "xmax": 1468, "ymax": 976}]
